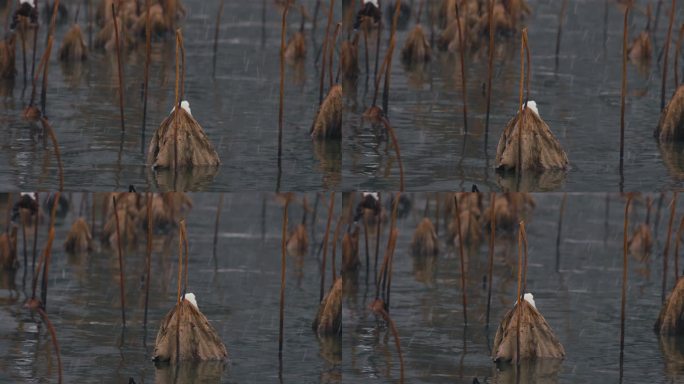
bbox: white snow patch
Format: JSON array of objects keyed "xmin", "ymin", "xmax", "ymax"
[
  {"xmin": 21, "ymin": 192, "xmax": 36, "ymax": 200},
  {"xmin": 523, "ymin": 100, "xmax": 539, "ymax": 116},
  {"xmin": 20, "ymin": 0, "xmax": 36, "ymax": 7},
  {"xmin": 184, "ymin": 293, "xmax": 198, "ymax": 309},
  {"xmin": 171, "ymin": 100, "xmax": 192, "ymax": 116},
  {"xmin": 515, "ymin": 293, "xmax": 536, "ymax": 309},
  {"xmin": 363, "ymin": 192, "xmax": 379, "ymax": 201},
  {"xmin": 364, "ymin": 0, "xmax": 379, "ymax": 7}
]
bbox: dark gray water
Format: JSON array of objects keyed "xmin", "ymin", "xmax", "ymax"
[
  {"xmin": 343, "ymin": 193, "xmax": 684, "ymax": 383},
  {"xmin": 0, "ymin": 193, "xmax": 337, "ymax": 383},
  {"xmin": 2, "ymin": 192, "xmax": 684, "ymax": 383},
  {"xmin": 2, "ymin": 1, "xmax": 684, "ymax": 191}
]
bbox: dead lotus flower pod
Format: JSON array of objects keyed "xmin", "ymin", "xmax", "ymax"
[
  {"xmin": 449, "ymin": 208, "xmax": 481, "ymax": 246},
  {"xmin": 0, "ymin": 34, "xmax": 17, "ymax": 79},
  {"xmin": 628, "ymin": 31, "xmax": 652, "ymax": 64},
  {"xmin": 312, "ymin": 277, "xmax": 342, "ymax": 337},
  {"xmin": 492, "ymin": 293, "xmax": 566, "ymax": 362},
  {"xmin": 148, "ymin": 101, "xmax": 221, "ymax": 169},
  {"xmin": 153, "ymin": 293, "xmax": 229, "ymax": 362},
  {"xmin": 401, "ymin": 24, "xmax": 431, "ymax": 66},
  {"xmin": 411, "ymin": 218, "xmax": 438, "ymax": 257},
  {"xmin": 495, "ymin": 101, "xmax": 569, "ymax": 171},
  {"xmin": 628, "ymin": 223, "xmax": 653, "ymax": 260},
  {"xmin": 342, "ymin": 227, "xmax": 360, "ymax": 273},
  {"xmin": 0, "ymin": 228, "xmax": 18, "ymax": 270},
  {"xmin": 340, "ymin": 38, "xmax": 359, "ymax": 83},
  {"xmin": 655, "ymin": 277, "xmax": 684, "ymax": 335},
  {"xmin": 656, "ymin": 85, "xmax": 684, "ymax": 142},
  {"xmin": 64, "ymin": 218, "xmax": 93, "ymax": 253},
  {"xmin": 311, "ymin": 85, "xmax": 343, "ymax": 140},
  {"xmin": 134, "ymin": 4, "xmax": 168, "ymax": 38},
  {"xmin": 59, "ymin": 24, "xmax": 88, "ymax": 62},
  {"xmin": 286, "ymin": 223, "xmax": 309, "ymax": 257}
]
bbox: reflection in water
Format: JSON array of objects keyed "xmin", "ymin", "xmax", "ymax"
[
  {"xmin": 659, "ymin": 142, "xmax": 684, "ymax": 181},
  {"xmin": 313, "ymin": 139, "xmax": 342, "ymax": 189},
  {"xmin": 494, "ymin": 359, "xmax": 563, "ymax": 384},
  {"xmin": 150, "ymin": 167, "xmax": 219, "ymax": 191},
  {"xmin": 659, "ymin": 335, "xmax": 684, "ymax": 382},
  {"xmin": 496, "ymin": 169, "xmax": 567, "ymax": 192},
  {"xmin": 153, "ymin": 361, "xmax": 226, "ymax": 384}
]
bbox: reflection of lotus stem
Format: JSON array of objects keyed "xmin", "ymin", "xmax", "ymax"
[
  {"xmin": 485, "ymin": 0, "xmax": 494, "ymax": 134},
  {"xmin": 321, "ymin": 193, "xmax": 336, "ymax": 302},
  {"xmin": 556, "ymin": 193, "xmax": 567, "ymax": 264},
  {"xmin": 486, "ymin": 193, "xmax": 496, "ymax": 327},
  {"xmin": 454, "ymin": 0, "xmax": 468, "ymax": 132},
  {"xmin": 662, "ymin": 0, "xmax": 676, "ymax": 111},
  {"xmin": 379, "ymin": 117, "xmax": 405, "ymax": 191},
  {"xmin": 376, "ymin": 303, "xmax": 404, "ymax": 381},
  {"xmin": 454, "ymin": 195, "xmax": 467, "ymax": 325},
  {"xmin": 111, "ymin": 4, "xmax": 125, "ymax": 132},
  {"xmin": 213, "ymin": 194, "xmax": 224, "ymax": 262},
  {"xmin": 36, "ymin": 306, "xmax": 62, "ymax": 384},
  {"xmin": 620, "ymin": 195, "xmax": 632, "ymax": 364},
  {"xmin": 112, "ymin": 196, "xmax": 126, "ymax": 327},
  {"xmin": 620, "ymin": 6, "xmax": 628, "ymax": 172},
  {"xmin": 144, "ymin": 192, "xmax": 153, "ymax": 328},
  {"xmin": 363, "ymin": 215, "xmax": 370, "ymax": 284},
  {"xmin": 40, "ymin": 118, "xmax": 64, "ymax": 191},
  {"xmin": 279, "ymin": 4, "xmax": 288, "ymax": 166},
  {"xmin": 32, "ymin": 193, "xmax": 39, "ymax": 280},
  {"xmin": 320, "ymin": 0, "xmax": 336, "ymax": 105},
  {"xmin": 279, "ymin": 195, "xmax": 289, "ymax": 354},
  {"xmin": 385, "ymin": 193, "xmax": 401, "ymax": 308},
  {"xmin": 663, "ymin": 193, "xmax": 678, "ymax": 302}
]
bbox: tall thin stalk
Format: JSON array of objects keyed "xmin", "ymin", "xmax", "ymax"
[
  {"xmin": 320, "ymin": 0, "xmax": 336, "ymax": 105},
  {"xmin": 555, "ymin": 0, "xmax": 569, "ymax": 71},
  {"xmin": 486, "ymin": 192, "xmax": 496, "ymax": 327},
  {"xmin": 662, "ymin": 0, "xmax": 676, "ymax": 111},
  {"xmin": 620, "ymin": 195, "xmax": 632, "ymax": 371},
  {"xmin": 144, "ymin": 193, "xmax": 153, "ymax": 328},
  {"xmin": 213, "ymin": 0, "xmax": 225, "ymax": 77},
  {"xmin": 556, "ymin": 193, "xmax": 568, "ymax": 270},
  {"xmin": 620, "ymin": 6, "xmax": 629, "ymax": 175},
  {"xmin": 320, "ymin": 192, "xmax": 336, "ymax": 301},
  {"xmin": 454, "ymin": 195, "xmax": 467, "ymax": 325},
  {"xmin": 485, "ymin": 0, "xmax": 494, "ymax": 137},
  {"xmin": 278, "ymin": 4, "xmax": 289, "ymax": 181},
  {"xmin": 663, "ymin": 193, "xmax": 678, "ymax": 302},
  {"xmin": 454, "ymin": 0, "xmax": 468, "ymax": 132},
  {"xmin": 279, "ymin": 195, "xmax": 290, "ymax": 355},
  {"xmin": 112, "ymin": 4, "xmax": 125, "ymax": 132},
  {"xmin": 112, "ymin": 196, "xmax": 126, "ymax": 327},
  {"xmin": 142, "ymin": 0, "xmax": 151, "ymax": 151}
]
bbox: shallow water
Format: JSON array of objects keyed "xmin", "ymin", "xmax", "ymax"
[
  {"xmin": 0, "ymin": 193, "xmax": 337, "ymax": 383},
  {"xmin": 343, "ymin": 192, "xmax": 684, "ymax": 383},
  {"xmin": 2, "ymin": 192, "xmax": 684, "ymax": 383},
  {"xmin": 2, "ymin": 1, "xmax": 684, "ymax": 191}
]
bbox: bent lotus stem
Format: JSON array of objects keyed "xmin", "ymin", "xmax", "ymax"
[
  {"xmin": 379, "ymin": 117, "xmax": 405, "ymax": 191},
  {"xmin": 40, "ymin": 118, "xmax": 64, "ymax": 191},
  {"xmin": 36, "ymin": 306, "xmax": 63, "ymax": 384}
]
